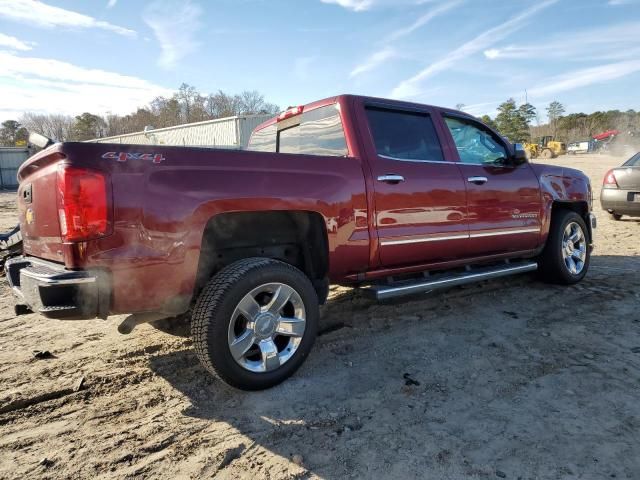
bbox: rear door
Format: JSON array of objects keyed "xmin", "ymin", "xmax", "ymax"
[
  {"xmin": 438, "ymin": 112, "xmax": 542, "ymax": 257},
  {"xmin": 360, "ymin": 103, "xmax": 469, "ymax": 268}
]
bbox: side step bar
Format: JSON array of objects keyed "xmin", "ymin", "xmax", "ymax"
[{"xmin": 363, "ymin": 261, "xmax": 538, "ymax": 301}]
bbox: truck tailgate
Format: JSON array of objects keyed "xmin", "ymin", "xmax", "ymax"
[{"xmin": 17, "ymin": 150, "xmax": 65, "ymax": 263}]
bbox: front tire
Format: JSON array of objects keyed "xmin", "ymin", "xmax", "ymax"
[
  {"xmin": 541, "ymin": 148, "xmax": 554, "ymax": 159},
  {"xmin": 538, "ymin": 210, "xmax": 590, "ymax": 284},
  {"xmin": 191, "ymin": 258, "xmax": 319, "ymax": 390},
  {"xmin": 610, "ymin": 213, "xmax": 623, "ymax": 221}
]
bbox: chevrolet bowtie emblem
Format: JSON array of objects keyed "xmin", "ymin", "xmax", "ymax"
[{"xmin": 25, "ymin": 208, "xmax": 34, "ymax": 225}]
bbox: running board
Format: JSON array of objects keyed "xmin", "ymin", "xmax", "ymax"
[{"xmin": 363, "ymin": 261, "xmax": 538, "ymax": 301}]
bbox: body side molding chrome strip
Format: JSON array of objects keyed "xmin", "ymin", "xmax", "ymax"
[
  {"xmin": 380, "ymin": 233, "xmax": 468, "ymax": 246},
  {"xmin": 468, "ymin": 228, "xmax": 540, "ymax": 238},
  {"xmin": 380, "ymin": 228, "xmax": 540, "ymax": 246}
]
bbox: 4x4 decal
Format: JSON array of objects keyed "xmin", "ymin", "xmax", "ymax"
[{"xmin": 102, "ymin": 152, "xmax": 166, "ymax": 164}]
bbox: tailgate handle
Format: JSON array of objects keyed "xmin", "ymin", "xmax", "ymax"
[{"xmin": 23, "ymin": 184, "xmax": 32, "ymax": 204}]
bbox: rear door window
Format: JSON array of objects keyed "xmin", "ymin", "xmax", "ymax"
[
  {"xmin": 365, "ymin": 107, "xmax": 444, "ymax": 162},
  {"xmin": 278, "ymin": 104, "xmax": 348, "ymax": 156}
]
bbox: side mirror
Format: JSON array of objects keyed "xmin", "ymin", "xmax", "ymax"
[{"xmin": 511, "ymin": 143, "xmax": 528, "ymax": 165}]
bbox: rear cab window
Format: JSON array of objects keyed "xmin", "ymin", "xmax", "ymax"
[
  {"xmin": 365, "ymin": 107, "xmax": 444, "ymax": 162},
  {"xmin": 248, "ymin": 104, "xmax": 348, "ymax": 157},
  {"xmin": 248, "ymin": 124, "xmax": 277, "ymax": 152}
]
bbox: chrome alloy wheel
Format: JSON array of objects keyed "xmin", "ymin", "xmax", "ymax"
[
  {"xmin": 227, "ymin": 283, "xmax": 306, "ymax": 373},
  {"xmin": 562, "ymin": 221, "xmax": 587, "ymax": 275}
]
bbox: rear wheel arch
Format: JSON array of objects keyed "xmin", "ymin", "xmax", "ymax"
[{"xmin": 194, "ymin": 210, "xmax": 330, "ymax": 303}]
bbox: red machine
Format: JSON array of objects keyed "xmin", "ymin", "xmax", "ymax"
[{"xmin": 593, "ymin": 130, "xmax": 620, "ymax": 141}]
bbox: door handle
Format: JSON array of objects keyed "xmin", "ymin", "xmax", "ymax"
[
  {"xmin": 377, "ymin": 174, "xmax": 405, "ymax": 184},
  {"xmin": 467, "ymin": 176, "xmax": 488, "ymax": 185}
]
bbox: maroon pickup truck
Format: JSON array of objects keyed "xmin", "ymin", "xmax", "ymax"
[{"xmin": 7, "ymin": 95, "xmax": 596, "ymax": 390}]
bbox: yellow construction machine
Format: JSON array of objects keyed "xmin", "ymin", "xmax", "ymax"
[{"xmin": 524, "ymin": 136, "xmax": 566, "ymax": 159}]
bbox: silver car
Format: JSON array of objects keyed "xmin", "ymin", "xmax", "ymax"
[{"xmin": 601, "ymin": 152, "xmax": 640, "ymax": 220}]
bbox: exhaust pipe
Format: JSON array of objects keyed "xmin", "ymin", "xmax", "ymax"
[{"xmin": 15, "ymin": 304, "xmax": 32, "ymax": 316}]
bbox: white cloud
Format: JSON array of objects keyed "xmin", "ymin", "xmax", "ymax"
[
  {"xmin": 320, "ymin": 0, "xmax": 439, "ymax": 11},
  {"xmin": 0, "ymin": 51, "xmax": 171, "ymax": 120},
  {"xmin": 459, "ymin": 101, "xmax": 501, "ymax": 117},
  {"xmin": 107, "ymin": 0, "xmax": 117, "ymax": 8},
  {"xmin": 484, "ymin": 22, "xmax": 640, "ymax": 61},
  {"xmin": 350, "ymin": 47, "xmax": 397, "ymax": 77},
  {"xmin": 0, "ymin": 33, "xmax": 36, "ymax": 51},
  {"xmin": 0, "ymin": 0, "xmax": 135, "ymax": 37},
  {"xmin": 143, "ymin": 0, "xmax": 202, "ymax": 69},
  {"xmin": 483, "ymin": 48, "xmax": 500, "ymax": 59},
  {"xmin": 320, "ymin": 0, "xmax": 374, "ymax": 11},
  {"xmin": 608, "ymin": 0, "xmax": 638, "ymax": 4},
  {"xmin": 391, "ymin": 0, "xmax": 559, "ymax": 98},
  {"xmin": 528, "ymin": 59, "xmax": 640, "ymax": 97},
  {"xmin": 386, "ymin": 1, "xmax": 463, "ymax": 41},
  {"xmin": 348, "ymin": 1, "xmax": 462, "ymax": 81}
]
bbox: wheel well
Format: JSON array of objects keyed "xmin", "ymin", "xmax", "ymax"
[
  {"xmin": 194, "ymin": 211, "xmax": 329, "ymax": 302},
  {"xmin": 551, "ymin": 201, "xmax": 591, "ymax": 239},
  {"xmin": 552, "ymin": 200, "xmax": 588, "ymax": 218}
]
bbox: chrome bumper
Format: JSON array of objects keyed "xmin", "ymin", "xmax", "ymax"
[{"xmin": 5, "ymin": 256, "xmax": 109, "ymax": 319}]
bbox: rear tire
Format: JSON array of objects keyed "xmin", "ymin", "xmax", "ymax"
[
  {"xmin": 610, "ymin": 213, "xmax": 623, "ymax": 221},
  {"xmin": 538, "ymin": 210, "xmax": 590, "ymax": 285},
  {"xmin": 191, "ymin": 258, "xmax": 319, "ymax": 390}
]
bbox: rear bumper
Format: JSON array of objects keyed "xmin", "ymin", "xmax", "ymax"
[
  {"xmin": 5, "ymin": 256, "xmax": 109, "ymax": 319},
  {"xmin": 601, "ymin": 189, "xmax": 640, "ymax": 216}
]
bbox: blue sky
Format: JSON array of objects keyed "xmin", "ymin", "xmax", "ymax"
[{"xmin": 0, "ymin": 0, "xmax": 639, "ymax": 122}]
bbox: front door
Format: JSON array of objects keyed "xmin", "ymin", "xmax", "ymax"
[
  {"xmin": 439, "ymin": 113, "xmax": 542, "ymax": 257},
  {"xmin": 362, "ymin": 104, "xmax": 469, "ymax": 268}
]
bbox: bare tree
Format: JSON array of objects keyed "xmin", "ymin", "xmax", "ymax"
[
  {"xmin": 239, "ymin": 90, "xmax": 280, "ymax": 115},
  {"xmin": 20, "ymin": 113, "xmax": 75, "ymax": 142},
  {"xmin": 206, "ymin": 90, "xmax": 242, "ymax": 118}
]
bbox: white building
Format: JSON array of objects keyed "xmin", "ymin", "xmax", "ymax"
[{"xmin": 86, "ymin": 114, "xmax": 272, "ymax": 149}]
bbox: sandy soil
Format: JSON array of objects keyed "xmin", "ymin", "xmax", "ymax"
[{"xmin": 1, "ymin": 154, "xmax": 639, "ymax": 479}]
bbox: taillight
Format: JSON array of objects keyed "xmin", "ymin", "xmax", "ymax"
[
  {"xmin": 56, "ymin": 165, "xmax": 111, "ymax": 242},
  {"xmin": 603, "ymin": 169, "xmax": 619, "ymax": 189}
]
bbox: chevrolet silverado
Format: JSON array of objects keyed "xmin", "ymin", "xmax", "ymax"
[{"xmin": 6, "ymin": 95, "xmax": 596, "ymax": 390}]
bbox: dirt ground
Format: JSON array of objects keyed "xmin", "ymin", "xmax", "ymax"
[{"xmin": 1, "ymin": 154, "xmax": 639, "ymax": 479}]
